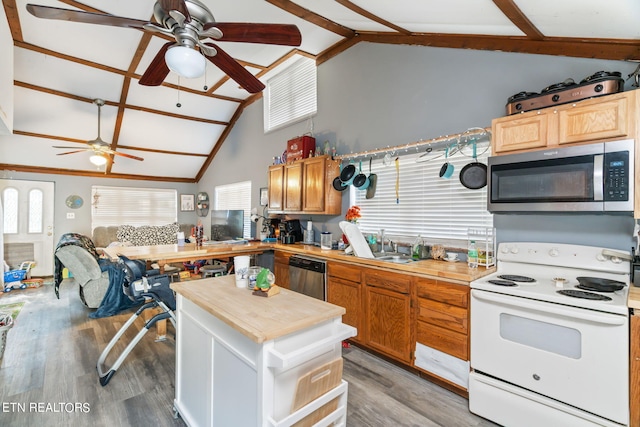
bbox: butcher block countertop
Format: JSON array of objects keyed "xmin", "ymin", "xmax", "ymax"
[
  {"xmin": 171, "ymin": 275, "xmax": 345, "ymax": 343},
  {"xmin": 628, "ymin": 286, "xmax": 640, "ymax": 310}
]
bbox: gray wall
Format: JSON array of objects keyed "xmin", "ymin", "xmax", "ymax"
[
  {"xmin": 200, "ymin": 42, "xmax": 638, "ymax": 251},
  {"xmin": 0, "ymin": 171, "xmax": 198, "ymax": 244}
]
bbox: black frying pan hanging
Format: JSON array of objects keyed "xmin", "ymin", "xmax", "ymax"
[
  {"xmin": 459, "ymin": 141, "xmax": 487, "ymax": 190},
  {"xmin": 333, "ymin": 163, "xmax": 348, "ymax": 191}
]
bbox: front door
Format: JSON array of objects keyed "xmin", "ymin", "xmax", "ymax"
[{"xmin": 1, "ymin": 179, "xmax": 55, "ymax": 277}]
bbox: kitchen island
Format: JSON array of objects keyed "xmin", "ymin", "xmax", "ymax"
[{"xmin": 171, "ymin": 275, "xmax": 356, "ymax": 427}]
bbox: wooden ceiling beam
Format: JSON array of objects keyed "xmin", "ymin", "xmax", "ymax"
[
  {"xmin": 3, "ymin": 0, "xmax": 22, "ymax": 41},
  {"xmin": 356, "ymin": 33, "xmax": 640, "ymax": 61},
  {"xmin": 334, "ymin": 0, "xmax": 411, "ymax": 35},
  {"xmin": 492, "ymin": 0, "xmax": 545, "ymax": 40},
  {"xmin": 265, "ymin": 0, "xmax": 355, "ymax": 38}
]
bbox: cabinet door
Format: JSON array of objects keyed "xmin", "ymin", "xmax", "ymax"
[
  {"xmin": 327, "ymin": 276, "xmax": 362, "ymax": 341},
  {"xmin": 284, "ymin": 162, "xmax": 303, "ymax": 211},
  {"xmin": 268, "ymin": 165, "xmax": 284, "ymax": 211},
  {"xmin": 302, "ymin": 157, "xmax": 326, "ymax": 212},
  {"xmin": 492, "ymin": 112, "xmax": 550, "ymax": 154},
  {"xmin": 274, "ymin": 251, "xmax": 291, "ymax": 289},
  {"xmin": 558, "ymin": 95, "xmax": 629, "ymax": 144},
  {"xmin": 365, "ymin": 285, "xmax": 412, "ymax": 363},
  {"xmin": 630, "ymin": 313, "xmax": 640, "ymax": 427}
]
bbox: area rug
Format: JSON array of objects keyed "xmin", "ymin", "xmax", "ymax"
[{"xmin": 0, "ymin": 302, "xmax": 24, "ymax": 321}]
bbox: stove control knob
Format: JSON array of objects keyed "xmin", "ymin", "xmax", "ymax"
[
  {"xmin": 549, "ymin": 248, "xmax": 559, "ymax": 257},
  {"xmin": 510, "ymin": 247, "xmax": 519, "ymax": 254},
  {"xmin": 596, "ymin": 253, "xmax": 607, "ymax": 262},
  {"xmin": 501, "ymin": 246, "xmax": 510, "ymax": 254}
]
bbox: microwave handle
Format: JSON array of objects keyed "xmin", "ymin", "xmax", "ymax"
[{"xmin": 593, "ymin": 154, "xmax": 604, "ymax": 201}]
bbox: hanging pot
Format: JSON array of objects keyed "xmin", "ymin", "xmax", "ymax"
[
  {"xmin": 333, "ymin": 163, "xmax": 348, "ymax": 191},
  {"xmin": 366, "ymin": 157, "xmax": 377, "ymax": 199},
  {"xmin": 353, "ymin": 160, "xmax": 369, "ymax": 190},
  {"xmin": 340, "ymin": 160, "xmax": 357, "ymax": 185},
  {"xmin": 439, "ymin": 147, "xmax": 454, "ymax": 179},
  {"xmin": 459, "ymin": 141, "xmax": 487, "ymax": 189}
]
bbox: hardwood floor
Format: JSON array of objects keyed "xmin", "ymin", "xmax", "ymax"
[{"xmin": 0, "ymin": 281, "xmax": 497, "ymax": 427}]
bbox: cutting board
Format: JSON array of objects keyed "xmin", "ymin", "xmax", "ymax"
[
  {"xmin": 339, "ymin": 221, "xmax": 374, "ymax": 258},
  {"xmin": 291, "ymin": 358, "xmax": 343, "ymax": 427}
]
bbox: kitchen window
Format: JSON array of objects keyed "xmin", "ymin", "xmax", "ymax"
[
  {"xmin": 350, "ymin": 146, "xmax": 493, "ymax": 244},
  {"xmin": 263, "ymin": 56, "xmax": 317, "ymax": 132},
  {"xmin": 214, "ymin": 181, "xmax": 251, "ymax": 239},
  {"xmin": 91, "ymin": 186, "xmax": 177, "ymax": 230}
]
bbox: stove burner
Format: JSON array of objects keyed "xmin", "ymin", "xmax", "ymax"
[
  {"xmin": 507, "ymin": 91, "xmax": 539, "ymax": 103},
  {"xmin": 541, "ymin": 78, "xmax": 576, "ymax": 94},
  {"xmin": 557, "ymin": 289, "xmax": 612, "ymax": 301},
  {"xmin": 498, "ymin": 275, "xmax": 535, "ymax": 283},
  {"xmin": 580, "ymin": 70, "xmax": 622, "ymax": 84},
  {"xmin": 488, "ymin": 279, "xmax": 518, "ymax": 287},
  {"xmin": 576, "ymin": 284, "xmax": 616, "ymax": 293}
]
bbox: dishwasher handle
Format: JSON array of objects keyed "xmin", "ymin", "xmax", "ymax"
[{"xmin": 289, "ymin": 255, "xmax": 326, "ymax": 273}]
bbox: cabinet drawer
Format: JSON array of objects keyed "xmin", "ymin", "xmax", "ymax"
[
  {"xmin": 417, "ymin": 298, "xmax": 467, "ymax": 334},
  {"xmin": 364, "ymin": 269, "xmax": 411, "ymax": 294},
  {"xmin": 415, "ymin": 278, "xmax": 468, "ymax": 308},
  {"xmin": 416, "ymin": 320, "xmax": 468, "ymax": 361},
  {"xmin": 328, "ymin": 262, "xmax": 361, "ymax": 283}
]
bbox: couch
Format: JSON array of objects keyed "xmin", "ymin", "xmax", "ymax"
[
  {"xmin": 92, "ymin": 223, "xmax": 195, "ymax": 249},
  {"xmin": 55, "ymin": 245, "xmax": 110, "ymax": 308}
]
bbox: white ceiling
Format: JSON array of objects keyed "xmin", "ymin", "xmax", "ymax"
[{"xmin": 0, "ymin": 0, "xmax": 638, "ymax": 182}]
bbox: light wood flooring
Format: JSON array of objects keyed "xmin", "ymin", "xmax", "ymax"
[{"xmin": 0, "ymin": 280, "xmax": 497, "ymax": 427}]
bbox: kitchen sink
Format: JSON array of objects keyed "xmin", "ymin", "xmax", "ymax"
[{"xmin": 372, "ymin": 252, "xmax": 414, "ymax": 264}]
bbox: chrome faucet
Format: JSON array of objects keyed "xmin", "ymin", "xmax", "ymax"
[{"xmin": 380, "ymin": 229, "xmax": 385, "ymax": 253}]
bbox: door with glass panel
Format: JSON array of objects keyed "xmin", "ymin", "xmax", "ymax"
[{"xmin": 1, "ymin": 179, "xmax": 55, "ymax": 276}]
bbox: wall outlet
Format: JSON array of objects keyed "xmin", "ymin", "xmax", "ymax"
[{"xmin": 66, "ymin": 212, "xmax": 75, "ymax": 219}]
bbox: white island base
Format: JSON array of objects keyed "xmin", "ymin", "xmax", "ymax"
[{"xmin": 172, "ymin": 277, "xmax": 356, "ymax": 427}]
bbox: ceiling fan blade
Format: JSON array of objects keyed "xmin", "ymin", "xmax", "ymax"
[
  {"xmin": 26, "ymin": 4, "xmax": 149, "ymax": 30},
  {"xmin": 56, "ymin": 150, "xmax": 90, "ymax": 156},
  {"xmin": 53, "ymin": 145, "xmax": 89, "ymax": 149},
  {"xmin": 159, "ymin": 0, "xmax": 191, "ymax": 23},
  {"xmin": 204, "ymin": 43, "xmax": 265, "ymax": 93},
  {"xmin": 206, "ymin": 23, "xmax": 302, "ymax": 46},
  {"xmin": 108, "ymin": 151, "xmax": 144, "ymax": 161},
  {"xmin": 139, "ymin": 42, "xmax": 173, "ymax": 86}
]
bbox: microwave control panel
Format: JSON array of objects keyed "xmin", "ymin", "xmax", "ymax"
[{"xmin": 604, "ymin": 151, "xmax": 629, "ymax": 201}]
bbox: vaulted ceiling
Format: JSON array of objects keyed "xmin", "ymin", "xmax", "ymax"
[{"xmin": 1, "ymin": 0, "xmax": 638, "ymax": 182}]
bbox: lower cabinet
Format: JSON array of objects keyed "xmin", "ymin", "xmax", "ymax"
[
  {"xmin": 363, "ymin": 269, "xmax": 412, "ymax": 364},
  {"xmin": 630, "ymin": 311, "xmax": 640, "ymax": 427},
  {"xmin": 274, "ymin": 250, "xmax": 291, "ymax": 289},
  {"xmin": 327, "ymin": 262, "xmax": 363, "ymax": 342}
]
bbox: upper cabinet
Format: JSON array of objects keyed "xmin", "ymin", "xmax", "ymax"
[
  {"xmin": 268, "ymin": 156, "xmax": 342, "ymax": 215},
  {"xmin": 492, "ymin": 91, "xmax": 637, "ymax": 155}
]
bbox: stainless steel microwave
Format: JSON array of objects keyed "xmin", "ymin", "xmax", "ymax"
[{"xmin": 488, "ymin": 139, "xmax": 634, "ymax": 213}]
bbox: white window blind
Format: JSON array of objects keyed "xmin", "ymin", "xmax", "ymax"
[
  {"xmin": 264, "ymin": 57, "xmax": 317, "ymax": 132},
  {"xmin": 214, "ymin": 181, "xmax": 251, "ymax": 239},
  {"xmin": 91, "ymin": 186, "xmax": 177, "ymax": 230},
  {"xmin": 351, "ymin": 145, "xmax": 493, "ymax": 243}
]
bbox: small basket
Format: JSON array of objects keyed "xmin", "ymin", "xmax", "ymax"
[{"xmin": 0, "ymin": 312, "xmax": 14, "ymax": 365}]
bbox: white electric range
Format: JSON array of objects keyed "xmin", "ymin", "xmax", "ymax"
[{"xmin": 469, "ymin": 242, "xmax": 632, "ymax": 427}]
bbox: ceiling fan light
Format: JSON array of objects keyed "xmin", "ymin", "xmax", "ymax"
[
  {"xmin": 165, "ymin": 46, "xmax": 206, "ymax": 79},
  {"xmin": 90, "ymin": 153, "xmax": 108, "ymax": 166}
]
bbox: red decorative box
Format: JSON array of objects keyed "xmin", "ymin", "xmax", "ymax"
[{"xmin": 287, "ymin": 136, "xmax": 316, "ymax": 161}]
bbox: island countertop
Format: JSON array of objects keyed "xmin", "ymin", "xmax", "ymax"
[{"xmin": 171, "ymin": 275, "xmax": 346, "ymax": 343}]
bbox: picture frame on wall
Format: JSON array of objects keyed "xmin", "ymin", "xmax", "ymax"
[
  {"xmin": 260, "ymin": 187, "xmax": 268, "ymax": 206},
  {"xmin": 180, "ymin": 194, "xmax": 195, "ymax": 211}
]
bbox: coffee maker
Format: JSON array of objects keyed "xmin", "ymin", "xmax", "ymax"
[
  {"xmin": 279, "ymin": 219, "xmax": 303, "ymax": 242},
  {"xmin": 264, "ymin": 218, "xmax": 280, "ymax": 239}
]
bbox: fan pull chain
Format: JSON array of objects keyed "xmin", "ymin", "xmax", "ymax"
[{"xmin": 176, "ymin": 77, "xmax": 182, "ymax": 108}]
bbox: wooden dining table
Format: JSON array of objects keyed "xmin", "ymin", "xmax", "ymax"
[{"xmin": 102, "ymin": 241, "xmax": 271, "ymax": 339}]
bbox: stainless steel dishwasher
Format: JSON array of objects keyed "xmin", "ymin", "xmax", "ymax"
[{"xmin": 288, "ymin": 255, "xmax": 326, "ymax": 301}]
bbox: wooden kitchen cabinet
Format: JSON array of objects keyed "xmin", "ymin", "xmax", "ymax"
[
  {"xmin": 327, "ymin": 262, "xmax": 363, "ymax": 342},
  {"xmin": 492, "ymin": 91, "xmax": 636, "ymax": 154},
  {"xmin": 363, "ymin": 269, "xmax": 413, "ymax": 364},
  {"xmin": 631, "ymin": 310, "xmax": 640, "ymax": 427},
  {"xmin": 274, "ymin": 250, "xmax": 291, "ymax": 289},
  {"xmin": 267, "ymin": 156, "xmax": 342, "ymax": 214}
]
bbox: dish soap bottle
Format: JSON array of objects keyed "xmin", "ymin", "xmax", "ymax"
[
  {"xmin": 412, "ymin": 235, "xmax": 422, "ymax": 260},
  {"xmin": 468, "ymin": 240, "xmax": 478, "ymax": 268}
]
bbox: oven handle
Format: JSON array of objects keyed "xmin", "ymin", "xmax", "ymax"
[{"xmin": 471, "ymin": 290, "xmax": 627, "ymax": 326}]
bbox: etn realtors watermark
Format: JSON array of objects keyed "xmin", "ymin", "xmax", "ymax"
[{"xmin": 2, "ymin": 402, "xmax": 91, "ymax": 413}]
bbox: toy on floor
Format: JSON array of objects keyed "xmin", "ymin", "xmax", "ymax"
[{"xmin": 3, "ymin": 261, "xmax": 36, "ymax": 292}]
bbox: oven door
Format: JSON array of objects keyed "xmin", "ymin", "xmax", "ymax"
[{"xmin": 470, "ymin": 289, "xmax": 629, "ymax": 424}]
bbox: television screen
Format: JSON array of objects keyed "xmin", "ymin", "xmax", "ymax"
[{"xmin": 210, "ymin": 210, "xmax": 244, "ymax": 241}]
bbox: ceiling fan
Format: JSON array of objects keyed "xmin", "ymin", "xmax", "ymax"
[
  {"xmin": 54, "ymin": 99, "xmax": 144, "ymax": 166},
  {"xmin": 26, "ymin": 0, "xmax": 302, "ymax": 93}
]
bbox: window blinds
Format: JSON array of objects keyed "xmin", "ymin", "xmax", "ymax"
[
  {"xmin": 91, "ymin": 186, "xmax": 177, "ymax": 230},
  {"xmin": 214, "ymin": 181, "xmax": 252, "ymax": 239},
  {"xmin": 264, "ymin": 57, "xmax": 317, "ymax": 132},
  {"xmin": 351, "ymin": 146, "xmax": 493, "ymax": 242}
]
